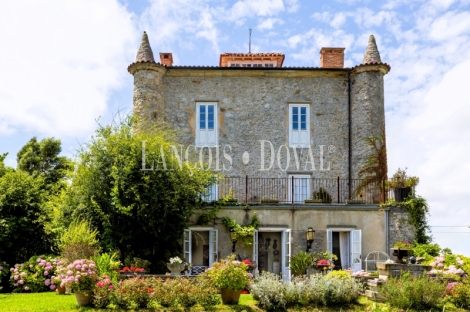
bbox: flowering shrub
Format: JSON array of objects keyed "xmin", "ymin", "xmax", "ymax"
[
  {"xmin": 93, "ymin": 276, "xmax": 114, "ymax": 308},
  {"xmin": 429, "ymin": 254, "xmax": 468, "ymax": 276},
  {"xmin": 112, "ymin": 277, "xmax": 153, "ymax": 310},
  {"xmin": 119, "ymin": 266, "xmax": 145, "ymax": 273},
  {"xmin": 251, "ymin": 271, "xmax": 361, "ymax": 310},
  {"xmin": 393, "ymin": 240, "xmax": 411, "ymax": 249},
  {"xmin": 168, "ymin": 256, "xmax": 182, "ymax": 264},
  {"xmin": 379, "ymin": 272, "xmax": 446, "ymax": 310},
  {"xmin": 9, "ymin": 255, "xmax": 62, "ymax": 293},
  {"xmin": 91, "ymin": 275, "xmax": 219, "ymax": 310},
  {"xmin": 206, "ymin": 255, "xmax": 249, "ymax": 290},
  {"xmin": 451, "ymin": 278, "xmax": 470, "ymax": 309},
  {"xmin": 57, "ymin": 259, "xmax": 98, "ymax": 292}
]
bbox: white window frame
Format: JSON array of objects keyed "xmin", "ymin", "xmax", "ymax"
[
  {"xmin": 288, "ymin": 104, "xmax": 311, "ymax": 147},
  {"xmin": 196, "ymin": 102, "xmax": 218, "ymax": 147},
  {"xmin": 185, "ymin": 227, "xmax": 219, "ymax": 268},
  {"xmin": 288, "ymin": 174, "xmax": 311, "ymax": 203}
]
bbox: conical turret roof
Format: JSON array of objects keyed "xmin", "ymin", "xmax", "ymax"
[
  {"xmin": 362, "ymin": 35, "xmax": 381, "ymax": 64},
  {"xmin": 136, "ymin": 31, "xmax": 155, "ymax": 62}
]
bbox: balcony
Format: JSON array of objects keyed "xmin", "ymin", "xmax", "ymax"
[{"xmin": 202, "ymin": 177, "xmax": 408, "ymax": 205}]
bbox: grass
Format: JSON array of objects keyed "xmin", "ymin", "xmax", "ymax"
[
  {"xmin": 0, "ymin": 293, "xmax": 261, "ymax": 312},
  {"xmin": 1, "ymin": 293, "xmax": 468, "ymax": 312}
]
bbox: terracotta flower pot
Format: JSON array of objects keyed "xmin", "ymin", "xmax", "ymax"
[
  {"xmin": 56, "ymin": 285, "xmax": 66, "ymax": 295},
  {"xmin": 220, "ymin": 289, "xmax": 242, "ymax": 304},
  {"xmin": 75, "ymin": 290, "xmax": 93, "ymax": 306}
]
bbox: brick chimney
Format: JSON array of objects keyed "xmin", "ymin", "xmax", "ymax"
[
  {"xmin": 159, "ymin": 53, "xmax": 173, "ymax": 66},
  {"xmin": 320, "ymin": 48, "xmax": 345, "ymax": 68}
]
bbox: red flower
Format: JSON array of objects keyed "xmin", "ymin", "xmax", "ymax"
[{"xmin": 242, "ymin": 259, "xmax": 252, "ymax": 265}]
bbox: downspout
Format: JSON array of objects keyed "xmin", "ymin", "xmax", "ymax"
[{"xmin": 348, "ymin": 70, "xmax": 352, "ymax": 198}]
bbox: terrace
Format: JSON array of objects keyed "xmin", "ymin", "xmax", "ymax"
[{"xmin": 203, "ymin": 177, "xmax": 409, "ymax": 205}]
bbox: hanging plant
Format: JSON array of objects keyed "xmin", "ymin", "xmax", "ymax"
[{"xmin": 221, "ymin": 213, "xmax": 260, "ymax": 245}]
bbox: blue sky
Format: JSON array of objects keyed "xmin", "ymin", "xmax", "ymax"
[{"xmin": 1, "ymin": 0, "xmax": 470, "ymax": 254}]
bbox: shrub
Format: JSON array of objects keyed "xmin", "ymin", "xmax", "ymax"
[
  {"xmin": 192, "ymin": 274, "xmax": 220, "ymax": 308},
  {"xmin": 251, "ymin": 272, "xmax": 360, "ymax": 310},
  {"xmin": 207, "ymin": 255, "xmax": 249, "ymax": 290},
  {"xmin": 411, "ymin": 243, "xmax": 441, "ymax": 257},
  {"xmin": 452, "ymin": 279, "xmax": 470, "ymax": 309},
  {"xmin": 379, "ymin": 272, "xmax": 446, "ymax": 310},
  {"xmin": 111, "ymin": 277, "xmax": 153, "ymax": 310},
  {"xmin": 9, "ymin": 255, "xmax": 62, "ymax": 293},
  {"xmin": 59, "ymin": 220, "xmax": 99, "ymax": 262},
  {"xmin": 290, "ymin": 251, "xmax": 313, "ymax": 277},
  {"xmin": 325, "ymin": 270, "xmax": 353, "ymax": 280},
  {"xmin": 57, "ymin": 259, "xmax": 98, "ymax": 292},
  {"xmin": 251, "ymin": 272, "xmax": 287, "ymax": 311},
  {"xmin": 0, "ymin": 261, "xmax": 10, "ymax": 291},
  {"xmin": 93, "ymin": 252, "xmax": 121, "ymax": 283},
  {"xmin": 93, "ymin": 276, "xmax": 114, "ymax": 308}
]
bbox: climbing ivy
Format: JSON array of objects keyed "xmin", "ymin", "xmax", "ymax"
[
  {"xmin": 221, "ymin": 213, "xmax": 260, "ymax": 245},
  {"xmin": 381, "ymin": 194, "xmax": 431, "ymax": 244}
]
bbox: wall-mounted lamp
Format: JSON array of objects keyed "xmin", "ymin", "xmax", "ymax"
[
  {"xmin": 230, "ymin": 228, "xmax": 237, "ymax": 252},
  {"xmin": 306, "ymin": 227, "xmax": 315, "ymax": 252}
]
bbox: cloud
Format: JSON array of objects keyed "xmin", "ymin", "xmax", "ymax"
[
  {"xmin": 0, "ymin": 0, "xmax": 136, "ymax": 137},
  {"xmin": 257, "ymin": 18, "xmax": 284, "ymax": 31}
]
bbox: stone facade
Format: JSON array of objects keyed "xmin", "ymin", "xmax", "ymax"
[
  {"xmin": 127, "ymin": 32, "xmax": 414, "ymax": 273},
  {"xmin": 387, "ymin": 206, "xmax": 416, "ymax": 250}
]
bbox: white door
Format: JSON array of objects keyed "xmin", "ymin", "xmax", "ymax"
[
  {"xmin": 288, "ymin": 175, "xmax": 311, "ymax": 203},
  {"xmin": 209, "ymin": 229, "xmax": 218, "ymax": 266},
  {"xmin": 253, "ymin": 230, "xmax": 258, "ymax": 267},
  {"xmin": 184, "ymin": 229, "xmax": 192, "ymax": 264},
  {"xmin": 282, "ymin": 229, "xmax": 291, "ymax": 281},
  {"xmin": 351, "ymin": 230, "xmax": 362, "ymax": 272}
]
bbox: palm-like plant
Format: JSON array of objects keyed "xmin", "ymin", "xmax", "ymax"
[{"xmin": 354, "ymin": 128, "xmax": 388, "ymax": 200}]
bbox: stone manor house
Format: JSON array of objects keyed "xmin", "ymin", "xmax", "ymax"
[{"xmin": 128, "ymin": 32, "xmax": 412, "ymax": 278}]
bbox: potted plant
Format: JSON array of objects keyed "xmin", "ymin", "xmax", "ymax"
[
  {"xmin": 389, "ymin": 168, "xmax": 419, "ymax": 202},
  {"xmin": 167, "ymin": 256, "xmax": 185, "ymax": 276},
  {"xmin": 312, "ymin": 251, "xmax": 337, "ymax": 271},
  {"xmin": 390, "ymin": 240, "xmax": 411, "ymax": 264},
  {"xmin": 206, "ymin": 255, "xmax": 250, "ymax": 304},
  {"xmin": 184, "ymin": 262, "xmax": 193, "ymax": 276},
  {"xmin": 309, "ymin": 188, "xmax": 332, "ymax": 203},
  {"xmin": 57, "ymin": 259, "xmax": 98, "ymax": 306},
  {"xmin": 260, "ymin": 195, "xmax": 279, "ymax": 204}
]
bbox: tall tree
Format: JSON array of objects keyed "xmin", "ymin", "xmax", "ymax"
[
  {"xmin": 0, "ymin": 153, "xmax": 8, "ymax": 178},
  {"xmin": 59, "ymin": 117, "xmax": 214, "ymax": 272},
  {"xmin": 0, "ymin": 171, "xmax": 53, "ymax": 264},
  {"xmin": 17, "ymin": 137, "xmax": 72, "ymax": 187}
]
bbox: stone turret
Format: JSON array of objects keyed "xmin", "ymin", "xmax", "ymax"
[
  {"xmin": 128, "ymin": 31, "xmax": 167, "ymax": 130},
  {"xmin": 362, "ymin": 35, "xmax": 382, "ymax": 64},
  {"xmin": 350, "ymin": 35, "xmax": 390, "ymax": 180}
]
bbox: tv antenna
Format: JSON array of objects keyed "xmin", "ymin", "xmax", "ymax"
[{"xmin": 249, "ymin": 28, "xmax": 252, "ymax": 53}]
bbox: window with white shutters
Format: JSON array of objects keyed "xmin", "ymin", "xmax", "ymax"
[
  {"xmin": 196, "ymin": 103, "xmax": 217, "ymax": 147},
  {"xmin": 289, "ymin": 104, "xmax": 310, "ymax": 147}
]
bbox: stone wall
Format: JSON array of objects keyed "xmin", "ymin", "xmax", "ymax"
[
  {"xmin": 161, "ymin": 69, "xmax": 351, "ymax": 179},
  {"xmin": 387, "ymin": 206, "xmax": 415, "ymax": 250}
]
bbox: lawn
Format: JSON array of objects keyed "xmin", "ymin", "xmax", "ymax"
[
  {"xmin": 0, "ymin": 292, "xmax": 262, "ymax": 312},
  {"xmin": 1, "ymin": 293, "xmax": 468, "ymax": 312}
]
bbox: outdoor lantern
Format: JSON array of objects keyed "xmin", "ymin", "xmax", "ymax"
[
  {"xmin": 306, "ymin": 227, "xmax": 315, "ymax": 252},
  {"xmin": 230, "ymin": 228, "xmax": 237, "ymax": 252}
]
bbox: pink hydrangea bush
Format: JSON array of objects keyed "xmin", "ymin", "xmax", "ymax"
[
  {"xmin": 429, "ymin": 254, "xmax": 467, "ymax": 276},
  {"xmin": 56, "ymin": 259, "xmax": 98, "ymax": 292},
  {"xmin": 9, "ymin": 256, "xmax": 62, "ymax": 293}
]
